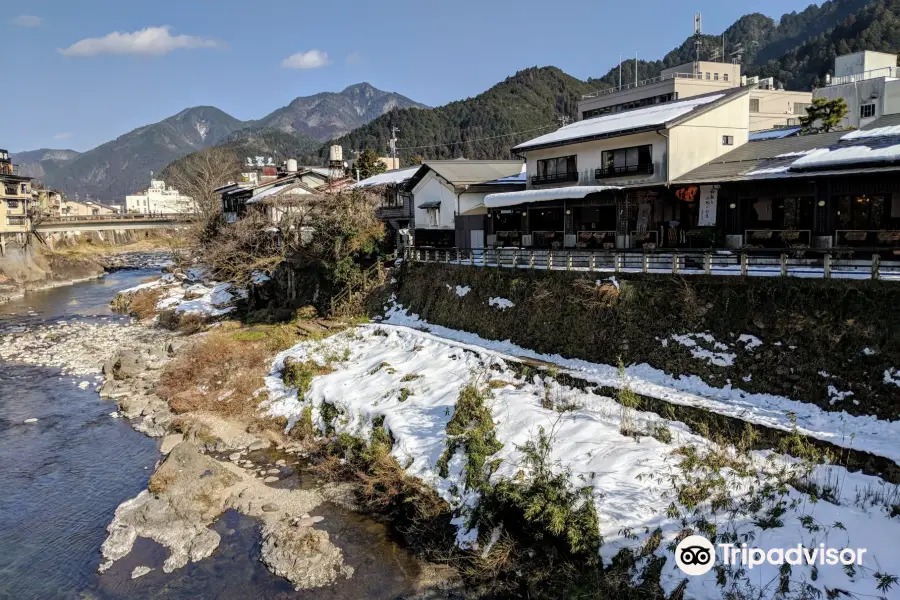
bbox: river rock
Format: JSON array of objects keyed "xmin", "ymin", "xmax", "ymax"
[
  {"xmin": 23, "ymin": 418, "xmax": 38, "ymax": 424},
  {"xmin": 263, "ymin": 476, "xmax": 279, "ymax": 483},
  {"xmin": 160, "ymin": 434, "xmax": 183, "ymax": 454},
  {"xmin": 247, "ymin": 440, "xmax": 269, "ymax": 451},
  {"xmin": 275, "ymin": 459, "xmax": 286, "ymax": 466},
  {"xmin": 228, "ymin": 452, "xmax": 241, "ymax": 462},
  {"xmin": 130, "ymin": 566, "xmax": 153, "ymax": 579},
  {"xmin": 266, "ymin": 469, "xmax": 280, "ymax": 475},
  {"xmin": 260, "ymin": 521, "xmax": 353, "ymax": 589},
  {"xmin": 262, "ymin": 503, "xmax": 278, "ymax": 512}
]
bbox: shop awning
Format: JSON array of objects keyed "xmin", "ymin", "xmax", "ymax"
[
  {"xmin": 484, "ymin": 185, "xmax": 620, "ymax": 209},
  {"xmin": 417, "ymin": 200, "xmax": 442, "ymax": 209}
]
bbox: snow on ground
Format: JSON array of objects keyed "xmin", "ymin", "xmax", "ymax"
[
  {"xmin": 119, "ymin": 272, "xmax": 245, "ymax": 317},
  {"xmin": 885, "ymin": 368, "xmax": 900, "ymax": 387},
  {"xmin": 382, "ymin": 303, "xmax": 900, "ymax": 464},
  {"xmin": 669, "ymin": 333, "xmax": 736, "ymax": 367},
  {"xmin": 262, "ymin": 323, "xmax": 900, "ymax": 600},
  {"xmin": 487, "ymin": 297, "xmax": 515, "ymax": 310}
]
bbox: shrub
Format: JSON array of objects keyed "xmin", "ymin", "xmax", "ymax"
[
  {"xmin": 437, "ymin": 384, "xmax": 503, "ymax": 492},
  {"xmin": 128, "ymin": 287, "xmax": 165, "ymax": 320},
  {"xmin": 282, "ymin": 357, "xmax": 333, "ymax": 397},
  {"xmin": 157, "ymin": 331, "xmax": 270, "ymax": 418}
]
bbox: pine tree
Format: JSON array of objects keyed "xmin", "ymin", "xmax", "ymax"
[
  {"xmin": 355, "ymin": 149, "xmax": 387, "ymax": 180},
  {"xmin": 800, "ymin": 97, "xmax": 849, "ymax": 133}
]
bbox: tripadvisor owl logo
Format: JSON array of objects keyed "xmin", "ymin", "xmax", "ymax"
[{"xmin": 675, "ymin": 535, "xmax": 716, "ymax": 576}]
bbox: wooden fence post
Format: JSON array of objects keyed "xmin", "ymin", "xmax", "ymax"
[
  {"xmin": 823, "ymin": 253, "xmax": 832, "ymax": 279},
  {"xmin": 589, "ymin": 253, "xmax": 596, "ymax": 272},
  {"xmin": 740, "ymin": 253, "xmax": 749, "ymax": 277},
  {"xmin": 672, "ymin": 253, "xmax": 679, "ymax": 275},
  {"xmin": 614, "ymin": 253, "xmax": 621, "ymax": 273},
  {"xmin": 512, "ymin": 249, "xmax": 518, "ymax": 268},
  {"xmin": 530, "ymin": 251, "xmax": 535, "ymax": 270},
  {"xmin": 548, "ymin": 251, "xmax": 554, "ymax": 270},
  {"xmin": 780, "ymin": 253, "xmax": 788, "ymax": 277},
  {"xmin": 872, "ymin": 254, "xmax": 881, "ymax": 280},
  {"xmin": 567, "ymin": 251, "xmax": 572, "ymax": 271},
  {"xmin": 643, "ymin": 253, "xmax": 649, "ymax": 274},
  {"xmin": 703, "ymin": 253, "xmax": 712, "ymax": 275},
  {"xmin": 456, "ymin": 248, "xmax": 460, "ymax": 263}
]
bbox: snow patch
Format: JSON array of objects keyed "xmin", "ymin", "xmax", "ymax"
[{"xmin": 488, "ymin": 297, "xmax": 515, "ymax": 310}]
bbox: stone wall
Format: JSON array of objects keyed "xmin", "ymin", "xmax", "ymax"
[{"xmin": 395, "ymin": 263, "xmax": 900, "ymax": 421}]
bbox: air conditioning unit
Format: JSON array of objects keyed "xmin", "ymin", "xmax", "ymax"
[{"xmin": 745, "ymin": 76, "xmax": 760, "ymax": 85}]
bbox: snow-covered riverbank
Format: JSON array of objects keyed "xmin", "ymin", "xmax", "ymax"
[{"xmin": 261, "ymin": 316, "xmax": 900, "ymax": 600}]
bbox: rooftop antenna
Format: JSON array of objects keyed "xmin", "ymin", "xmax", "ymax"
[
  {"xmin": 635, "ymin": 51, "xmax": 638, "ymax": 87},
  {"xmin": 694, "ymin": 12, "xmax": 702, "ymax": 64},
  {"xmin": 619, "ymin": 54, "xmax": 622, "ymax": 90}
]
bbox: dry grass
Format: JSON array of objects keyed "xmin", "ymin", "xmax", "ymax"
[
  {"xmin": 129, "ymin": 288, "xmax": 165, "ymax": 320},
  {"xmin": 157, "ymin": 331, "xmax": 270, "ymax": 418}
]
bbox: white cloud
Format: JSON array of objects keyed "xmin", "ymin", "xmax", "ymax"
[
  {"xmin": 11, "ymin": 15, "xmax": 42, "ymax": 27},
  {"xmin": 58, "ymin": 26, "xmax": 218, "ymax": 57},
  {"xmin": 281, "ymin": 49, "xmax": 330, "ymax": 70},
  {"xmin": 346, "ymin": 52, "xmax": 362, "ymax": 65},
  {"xmin": 53, "ymin": 132, "xmax": 73, "ymax": 140}
]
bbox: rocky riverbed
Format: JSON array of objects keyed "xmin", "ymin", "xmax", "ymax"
[{"xmin": 0, "ymin": 267, "xmax": 460, "ymax": 598}]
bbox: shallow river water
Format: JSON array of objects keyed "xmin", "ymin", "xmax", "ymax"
[{"xmin": 0, "ymin": 270, "xmax": 438, "ymax": 600}]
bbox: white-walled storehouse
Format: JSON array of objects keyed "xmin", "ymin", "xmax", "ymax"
[
  {"xmin": 481, "ymin": 87, "xmax": 752, "ymax": 249},
  {"xmin": 405, "ymin": 160, "xmax": 525, "ymax": 248}
]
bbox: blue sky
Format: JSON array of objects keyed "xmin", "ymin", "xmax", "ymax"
[{"xmin": 5, "ymin": 0, "xmax": 818, "ymax": 153}]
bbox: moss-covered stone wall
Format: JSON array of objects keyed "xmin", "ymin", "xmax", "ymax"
[{"xmin": 396, "ymin": 264, "xmax": 900, "ymax": 421}]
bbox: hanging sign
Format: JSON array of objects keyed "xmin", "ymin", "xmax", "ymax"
[
  {"xmin": 697, "ymin": 185, "xmax": 719, "ymax": 226},
  {"xmin": 675, "ymin": 186, "xmax": 699, "ymax": 201}
]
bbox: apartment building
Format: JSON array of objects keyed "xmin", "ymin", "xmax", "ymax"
[
  {"xmin": 0, "ymin": 149, "xmax": 33, "ymax": 235},
  {"xmin": 579, "ymin": 61, "xmax": 812, "ymax": 132},
  {"xmin": 814, "ymin": 50, "xmax": 900, "ymax": 129},
  {"xmin": 125, "ymin": 179, "xmax": 194, "ymax": 214}
]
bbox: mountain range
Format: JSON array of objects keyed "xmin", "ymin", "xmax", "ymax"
[
  {"xmin": 12, "ymin": 83, "xmax": 424, "ymax": 201},
  {"xmin": 16, "ymin": 0, "xmax": 900, "ymax": 199}
]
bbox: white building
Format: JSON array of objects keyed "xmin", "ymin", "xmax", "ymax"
[
  {"xmin": 125, "ymin": 180, "xmax": 194, "ymax": 214},
  {"xmin": 579, "ymin": 60, "xmax": 812, "ymax": 132},
  {"xmin": 814, "ymin": 51, "xmax": 900, "ymax": 130}
]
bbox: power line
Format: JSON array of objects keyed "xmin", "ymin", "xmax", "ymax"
[{"xmin": 394, "ymin": 123, "xmax": 558, "ymax": 151}]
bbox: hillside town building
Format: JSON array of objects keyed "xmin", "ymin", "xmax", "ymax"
[
  {"xmin": 0, "ymin": 149, "xmax": 33, "ymax": 237},
  {"xmin": 814, "ymin": 50, "xmax": 900, "ymax": 130},
  {"xmin": 579, "ymin": 60, "xmax": 812, "ymax": 132},
  {"xmin": 125, "ymin": 179, "xmax": 194, "ymax": 214}
]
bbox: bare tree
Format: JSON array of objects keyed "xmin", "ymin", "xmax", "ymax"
[{"xmin": 164, "ymin": 146, "xmax": 243, "ymax": 218}]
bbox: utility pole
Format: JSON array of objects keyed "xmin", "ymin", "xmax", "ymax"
[
  {"xmin": 350, "ymin": 150, "xmax": 361, "ymax": 182},
  {"xmin": 635, "ymin": 51, "xmax": 638, "ymax": 87}
]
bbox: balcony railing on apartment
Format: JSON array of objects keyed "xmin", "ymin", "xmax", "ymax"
[
  {"xmin": 581, "ymin": 72, "xmax": 706, "ymax": 99},
  {"xmin": 530, "ymin": 172, "xmax": 579, "ymax": 185},
  {"xmin": 828, "ymin": 66, "xmax": 896, "ymax": 86},
  {"xmin": 595, "ymin": 163, "xmax": 655, "ymax": 179}
]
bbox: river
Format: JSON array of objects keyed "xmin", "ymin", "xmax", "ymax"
[{"xmin": 0, "ymin": 269, "xmax": 444, "ymax": 600}]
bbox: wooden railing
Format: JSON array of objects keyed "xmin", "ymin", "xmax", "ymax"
[
  {"xmin": 405, "ymin": 247, "xmax": 900, "ymax": 281},
  {"xmin": 329, "ymin": 261, "xmax": 388, "ymax": 316}
]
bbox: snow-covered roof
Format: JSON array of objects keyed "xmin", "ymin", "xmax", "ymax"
[
  {"xmin": 790, "ymin": 143, "xmax": 900, "ymax": 171},
  {"xmin": 482, "ymin": 171, "xmax": 527, "ymax": 184},
  {"xmin": 514, "ymin": 93, "xmax": 726, "ymax": 151},
  {"xmin": 245, "ymin": 182, "xmax": 313, "ymax": 204},
  {"xmin": 353, "ymin": 166, "xmax": 421, "ymax": 188},
  {"xmin": 484, "ymin": 185, "xmax": 620, "ymax": 209},
  {"xmin": 840, "ymin": 126, "xmax": 900, "ymax": 141}
]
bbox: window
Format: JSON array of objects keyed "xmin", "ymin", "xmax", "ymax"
[
  {"xmin": 860, "ymin": 103, "xmax": 876, "ymax": 119},
  {"xmin": 723, "ymin": 73, "xmax": 729, "ymax": 82},
  {"xmin": 836, "ymin": 195, "xmax": 886, "ymax": 229},
  {"xmin": 534, "ymin": 156, "xmax": 577, "ymax": 184},
  {"xmin": 597, "ymin": 145, "xmax": 653, "ymax": 178},
  {"xmin": 786, "ymin": 118, "xmax": 799, "ymax": 126},
  {"xmin": 749, "ymin": 98, "xmax": 760, "ymax": 113},
  {"xmin": 714, "ymin": 73, "xmax": 719, "ymax": 81},
  {"xmin": 722, "ymin": 135, "xmax": 734, "ymax": 146},
  {"xmin": 7, "ymin": 200, "xmax": 19, "ymax": 210},
  {"xmin": 793, "ymin": 102, "xmax": 811, "ymax": 115},
  {"xmin": 705, "ymin": 72, "xmax": 711, "ymax": 80}
]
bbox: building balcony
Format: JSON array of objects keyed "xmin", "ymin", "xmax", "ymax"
[
  {"xmin": 530, "ymin": 172, "xmax": 579, "ymax": 186},
  {"xmin": 595, "ymin": 163, "xmax": 655, "ymax": 179}
]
